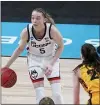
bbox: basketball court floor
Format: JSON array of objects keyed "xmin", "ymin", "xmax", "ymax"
[{"xmin": 2, "ymin": 57, "xmax": 89, "ymax": 104}]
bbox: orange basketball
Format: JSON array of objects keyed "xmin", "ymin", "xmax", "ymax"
[{"xmin": 1, "ymin": 67, "xmax": 17, "ymax": 88}]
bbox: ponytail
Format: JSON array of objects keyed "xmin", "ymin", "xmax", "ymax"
[{"xmin": 44, "ymin": 13, "xmax": 55, "ymax": 25}]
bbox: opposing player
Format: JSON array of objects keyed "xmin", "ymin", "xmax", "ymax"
[
  {"xmin": 3, "ymin": 8, "xmax": 64, "ymax": 104},
  {"xmin": 73, "ymin": 43, "xmax": 100, "ymax": 104}
]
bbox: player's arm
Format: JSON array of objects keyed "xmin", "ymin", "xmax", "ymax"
[
  {"xmin": 73, "ymin": 69, "xmax": 80, "ymax": 104},
  {"xmin": 5, "ymin": 28, "xmax": 28, "ymax": 68},
  {"xmin": 50, "ymin": 25, "xmax": 64, "ymax": 65}
]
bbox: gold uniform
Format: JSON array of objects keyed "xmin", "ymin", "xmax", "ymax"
[{"xmin": 79, "ymin": 65, "xmax": 100, "ymax": 105}]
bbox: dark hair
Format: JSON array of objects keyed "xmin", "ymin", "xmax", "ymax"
[
  {"xmin": 32, "ymin": 8, "xmax": 55, "ymax": 25},
  {"xmin": 81, "ymin": 43, "xmax": 100, "ymax": 72},
  {"xmin": 39, "ymin": 97, "xmax": 55, "ymax": 105},
  {"xmin": 73, "ymin": 43, "xmax": 100, "ymax": 73}
]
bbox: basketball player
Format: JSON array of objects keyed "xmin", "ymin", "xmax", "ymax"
[
  {"xmin": 73, "ymin": 43, "xmax": 100, "ymax": 104},
  {"xmin": 39, "ymin": 97, "xmax": 55, "ymax": 105},
  {"xmin": 3, "ymin": 8, "xmax": 64, "ymax": 104}
]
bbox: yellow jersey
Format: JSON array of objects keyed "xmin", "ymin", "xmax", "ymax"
[{"xmin": 79, "ymin": 65, "xmax": 100, "ymax": 104}]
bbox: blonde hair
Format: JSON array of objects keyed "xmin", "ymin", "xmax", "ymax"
[{"xmin": 32, "ymin": 8, "xmax": 55, "ymax": 25}]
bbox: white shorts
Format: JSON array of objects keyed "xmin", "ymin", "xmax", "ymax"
[{"xmin": 27, "ymin": 53, "xmax": 60, "ymax": 83}]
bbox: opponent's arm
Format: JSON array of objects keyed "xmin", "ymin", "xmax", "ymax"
[
  {"xmin": 73, "ymin": 69, "xmax": 80, "ymax": 104},
  {"xmin": 5, "ymin": 28, "xmax": 28, "ymax": 68}
]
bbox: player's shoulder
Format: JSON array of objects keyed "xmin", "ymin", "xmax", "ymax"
[
  {"xmin": 21, "ymin": 23, "xmax": 32, "ymax": 33},
  {"xmin": 49, "ymin": 24, "xmax": 60, "ymax": 34},
  {"xmin": 45, "ymin": 23, "xmax": 55, "ymax": 29},
  {"xmin": 21, "ymin": 27, "xmax": 27, "ymax": 34},
  {"xmin": 20, "ymin": 26, "xmax": 28, "ymax": 38},
  {"xmin": 73, "ymin": 63, "xmax": 83, "ymax": 73}
]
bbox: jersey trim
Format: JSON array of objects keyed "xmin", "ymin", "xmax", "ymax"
[
  {"xmin": 27, "ymin": 24, "xmax": 30, "ymax": 43},
  {"xmin": 49, "ymin": 23, "xmax": 52, "ymax": 39},
  {"xmin": 30, "ymin": 77, "xmax": 44, "ymax": 83},
  {"xmin": 32, "ymin": 23, "xmax": 46, "ymax": 41},
  {"xmin": 47, "ymin": 77, "xmax": 60, "ymax": 81}
]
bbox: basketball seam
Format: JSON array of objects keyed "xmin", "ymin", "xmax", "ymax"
[{"xmin": 2, "ymin": 71, "xmax": 16, "ymax": 87}]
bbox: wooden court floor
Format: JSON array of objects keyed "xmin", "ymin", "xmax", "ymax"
[{"xmin": 1, "ymin": 57, "xmax": 89, "ymax": 104}]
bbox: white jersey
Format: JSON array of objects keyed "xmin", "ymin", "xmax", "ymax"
[
  {"xmin": 27, "ymin": 23, "xmax": 60, "ymax": 82},
  {"xmin": 26, "ymin": 23, "xmax": 57, "ymax": 57}
]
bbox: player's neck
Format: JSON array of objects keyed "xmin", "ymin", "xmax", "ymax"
[{"xmin": 33, "ymin": 24, "xmax": 45, "ymax": 36}]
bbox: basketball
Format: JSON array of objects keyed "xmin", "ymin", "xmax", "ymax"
[{"xmin": 1, "ymin": 67, "xmax": 17, "ymax": 88}]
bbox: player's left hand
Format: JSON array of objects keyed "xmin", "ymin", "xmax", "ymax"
[{"xmin": 45, "ymin": 64, "xmax": 53, "ymax": 76}]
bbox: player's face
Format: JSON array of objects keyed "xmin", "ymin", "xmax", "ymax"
[{"xmin": 31, "ymin": 11, "xmax": 45, "ymax": 27}]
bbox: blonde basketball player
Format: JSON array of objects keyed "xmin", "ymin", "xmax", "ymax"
[
  {"xmin": 3, "ymin": 8, "xmax": 64, "ymax": 104},
  {"xmin": 73, "ymin": 43, "xmax": 100, "ymax": 104}
]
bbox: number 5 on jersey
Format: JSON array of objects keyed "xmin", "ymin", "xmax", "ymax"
[{"xmin": 40, "ymin": 48, "xmax": 45, "ymax": 54}]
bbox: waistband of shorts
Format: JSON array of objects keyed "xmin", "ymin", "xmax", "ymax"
[{"xmin": 28, "ymin": 52, "xmax": 54, "ymax": 58}]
